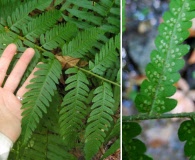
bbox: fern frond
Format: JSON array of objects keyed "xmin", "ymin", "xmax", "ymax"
[
  {"xmin": 61, "ymin": 0, "xmax": 98, "ymax": 29},
  {"xmin": 122, "ymin": 122, "xmax": 152, "ymax": 160},
  {"xmin": 178, "ymin": 119, "xmax": 195, "ymax": 159},
  {"xmin": 40, "ymin": 22, "xmax": 78, "ymax": 50},
  {"xmin": 21, "ymin": 58, "xmax": 62, "ymax": 144},
  {"xmin": 59, "ymin": 68, "xmax": 89, "ymax": 147},
  {"xmin": 22, "ymin": 10, "xmax": 61, "ymax": 42},
  {"xmin": 35, "ymin": 0, "xmax": 52, "ymax": 11},
  {"xmin": 60, "ymin": 0, "xmax": 119, "ymax": 34},
  {"xmin": 20, "ymin": 133, "xmax": 77, "ymax": 160},
  {"xmin": 4, "ymin": 0, "xmax": 53, "ymax": 33},
  {"xmin": 93, "ymin": 0, "xmax": 114, "ymax": 16},
  {"xmin": 0, "ymin": 0, "xmax": 22, "ymax": 25},
  {"xmin": 89, "ymin": 35, "xmax": 119, "ymax": 76},
  {"xmin": 61, "ymin": 0, "xmax": 93, "ymax": 11},
  {"xmin": 0, "ymin": 24, "xmax": 23, "ymax": 46},
  {"xmin": 65, "ymin": 8, "xmax": 102, "ymax": 26},
  {"xmin": 135, "ymin": 0, "xmax": 194, "ymax": 114},
  {"xmin": 6, "ymin": 1, "xmax": 35, "ymax": 33},
  {"xmin": 62, "ymin": 27, "xmax": 103, "ymax": 58},
  {"xmin": 99, "ymin": 0, "xmax": 120, "ymax": 33},
  {"xmin": 84, "ymin": 82, "xmax": 115, "ymax": 160}
]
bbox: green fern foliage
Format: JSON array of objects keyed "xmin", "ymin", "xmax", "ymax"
[
  {"xmin": 6, "ymin": 0, "xmax": 51, "ymax": 33},
  {"xmin": 122, "ymin": 122, "xmax": 152, "ymax": 160},
  {"xmin": 0, "ymin": 0, "xmax": 119, "ymax": 159},
  {"xmin": 59, "ymin": 68, "xmax": 89, "ymax": 146},
  {"xmin": 178, "ymin": 119, "xmax": 195, "ymax": 159},
  {"xmin": 84, "ymin": 82, "xmax": 115, "ymax": 160},
  {"xmin": 14, "ymin": 94, "xmax": 77, "ymax": 160},
  {"xmin": 61, "ymin": 0, "xmax": 120, "ymax": 34},
  {"xmin": 40, "ymin": 22, "xmax": 78, "ymax": 50},
  {"xmin": 21, "ymin": 133, "xmax": 77, "ymax": 160},
  {"xmin": 89, "ymin": 34, "xmax": 119, "ymax": 76},
  {"xmin": 135, "ymin": 0, "xmax": 194, "ymax": 114},
  {"xmin": 22, "ymin": 10, "xmax": 61, "ymax": 42},
  {"xmin": 21, "ymin": 59, "xmax": 62, "ymax": 144},
  {"xmin": 62, "ymin": 27, "xmax": 103, "ymax": 58}
]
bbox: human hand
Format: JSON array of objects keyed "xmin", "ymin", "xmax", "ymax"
[{"xmin": 0, "ymin": 44, "xmax": 36, "ymax": 143}]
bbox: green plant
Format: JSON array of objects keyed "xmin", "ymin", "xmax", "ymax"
[
  {"xmin": 123, "ymin": 0, "xmax": 195, "ymax": 159},
  {"xmin": 0, "ymin": 0, "xmax": 120, "ymax": 159}
]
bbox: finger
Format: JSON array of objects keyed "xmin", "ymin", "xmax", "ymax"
[
  {"xmin": 0, "ymin": 44, "xmax": 17, "ymax": 86},
  {"xmin": 4, "ymin": 48, "xmax": 35, "ymax": 92},
  {"xmin": 16, "ymin": 65, "xmax": 40, "ymax": 97}
]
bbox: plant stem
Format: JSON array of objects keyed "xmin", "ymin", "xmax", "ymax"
[
  {"xmin": 5, "ymin": 27, "xmax": 47, "ymax": 53},
  {"xmin": 75, "ymin": 66, "xmax": 120, "ymax": 87},
  {"xmin": 4, "ymin": 27, "xmax": 120, "ymax": 87},
  {"xmin": 123, "ymin": 112, "xmax": 195, "ymax": 121}
]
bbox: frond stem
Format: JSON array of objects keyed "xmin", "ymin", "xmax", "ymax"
[
  {"xmin": 74, "ymin": 66, "xmax": 120, "ymax": 87},
  {"xmin": 18, "ymin": 35, "xmax": 46, "ymax": 52},
  {"xmin": 3, "ymin": 26, "xmax": 121, "ymax": 88},
  {"xmin": 123, "ymin": 112, "xmax": 195, "ymax": 121},
  {"xmin": 4, "ymin": 27, "xmax": 47, "ymax": 52}
]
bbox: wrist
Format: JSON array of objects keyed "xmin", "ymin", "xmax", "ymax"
[{"xmin": 0, "ymin": 118, "xmax": 21, "ymax": 143}]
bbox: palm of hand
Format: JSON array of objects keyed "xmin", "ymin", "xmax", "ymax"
[
  {"xmin": 0, "ymin": 88, "xmax": 22, "ymax": 142},
  {"xmin": 0, "ymin": 44, "xmax": 35, "ymax": 142}
]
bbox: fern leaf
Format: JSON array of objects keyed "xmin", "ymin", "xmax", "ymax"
[
  {"xmin": 89, "ymin": 35, "xmax": 119, "ymax": 76},
  {"xmin": 178, "ymin": 120, "xmax": 195, "ymax": 159},
  {"xmin": 35, "ymin": 0, "xmax": 52, "ymax": 11},
  {"xmin": 62, "ymin": 27, "xmax": 103, "ymax": 58},
  {"xmin": 92, "ymin": 0, "xmax": 114, "ymax": 16},
  {"xmin": 135, "ymin": 0, "xmax": 194, "ymax": 114},
  {"xmin": 61, "ymin": 0, "xmax": 119, "ymax": 34},
  {"xmin": 62, "ymin": 0, "xmax": 93, "ymax": 10},
  {"xmin": 21, "ymin": 133, "xmax": 77, "ymax": 160},
  {"xmin": 6, "ymin": 1, "xmax": 34, "ymax": 33},
  {"xmin": 40, "ymin": 22, "xmax": 78, "ymax": 50},
  {"xmin": 62, "ymin": 0, "xmax": 102, "ymax": 26},
  {"xmin": 5, "ymin": 0, "xmax": 51, "ymax": 33},
  {"xmin": 0, "ymin": 24, "xmax": 23, "ymax": 46},
  {"xmin": 65, "ymin": 8, "xmax": 102, "ymax": 26},
  {"xmin": 122, "ymin": 122, "xmax": 152, "ymax": 160},
  {"xmin": 59, "ymin": 68, "xmax": 89, "ymax": 147},
  {"xmin": 0, "ymin": 0, "xmax": 22, "ymax": 25},
  {"xmin": 99, "ymin": 0, "xmax": 120, "ymax": 33},
  {"xmin": 21, "ymin": 59, "xmax": 62, "ymax": 144},
  {"xmin": 61, "ymin": 0, "xmax": 100, "ymax": 28},
  {"xmin": 84, "ymin": 82, "xmax": 115, "ymax": 160},
  {"xmin": 22, "ymin": 10, "xmax": 61, "ymax": 42}
]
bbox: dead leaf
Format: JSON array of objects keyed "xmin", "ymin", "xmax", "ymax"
[{"xmin": 55, "ymin": 55, "xmax": 88, "ymax": 69}]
